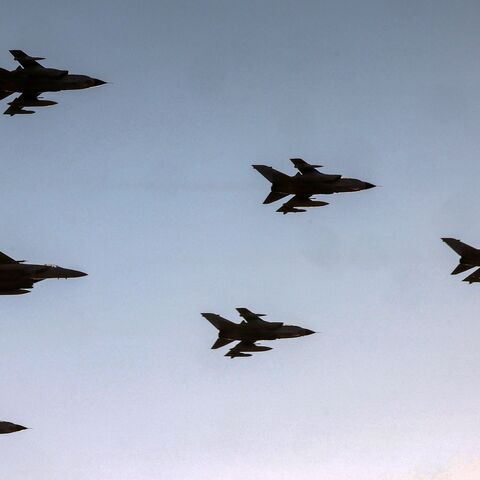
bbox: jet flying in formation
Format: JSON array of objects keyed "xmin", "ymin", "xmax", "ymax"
[
  {"xmin": 252, "ymin": 158, "xmax": 376, "ymax": 213},
  {"xmin": 0, "ymin": 421, "xmax": 27, "ymax": 434},
  {"xmin": 202, "ymin": 308, "xmax": 315, "ymax": 358},
  {"xmin": 442, "ymin": 238, "xmax": 480, "ymax": 284},
  {"xmin": 0, "ymin": 250, "xmax": 87, "ymax": 295},
  {"xmin": 0, "ymin": 50, "xmax": 105, "ymax": 115}
]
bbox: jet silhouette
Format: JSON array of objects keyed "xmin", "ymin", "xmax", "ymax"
[
  {"xmin": 252, "ymin": 158, "xmax": 375, "ymax": 213},
  {"xmin": 0, "ymin": 250, "xmax": 87, "ymax": 295},
  {"xmin": 0, "ymin": 50, "xmax": 105, "ymax": 115},
  {"xmin": 442, "ymin": 238, "xmax": 480, "ymax": 284},
  {"xmin": 0, "ymin": 421, "xmax": 27, "ymax": 434},
  {"xmin": 201, "ymin": 308, "xmax": 314, "ymax": 358}
]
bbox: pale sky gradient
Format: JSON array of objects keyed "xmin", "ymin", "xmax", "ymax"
[{"xmin": 2, "ymin": 1, "xmax": 480, "ymax": 479}]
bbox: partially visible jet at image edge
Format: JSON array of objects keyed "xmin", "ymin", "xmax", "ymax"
[
  {"xmin": 252, "ymin": 158, "xmax": 376, "ymax": 214},
  {"xmin": 442, "ymin": 237, "xmax": 480, "ymax": 284},
  {"xmin": 0, "ymin": 421, "xmax": 27, "ymax": 434},
  {"xmin": 0, "ymin": 50, "xmax": 106, "ymax": 115},
  {"xmin": 0, "ymin": 250, "xmax": 87, "ymax": 295},
  {"xmin": 202, "ymin": 308, "xmax": 315, "ymax": 358}
]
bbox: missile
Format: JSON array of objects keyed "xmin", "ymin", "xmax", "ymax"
[
  {"xmin": 277, "ymin": 206, "xmax": 306, "ymax": 214},
  {"xmin": 235, "ymin": 344, "xmax": 272, "ymax": 353},
  {"xmin": 9, "ymin": 99, "xmax": 57, "ymax": 108},
  {"xmin": 225, "ymin": 352, "xmax": 252, "ymax": 358},
  {"xmin": 4, "ymin": 109, "xmax": 34, "ymax": 116},
  {"xmin": 0, "ymin": 289, "xmax": 30, "ymax": 295}
]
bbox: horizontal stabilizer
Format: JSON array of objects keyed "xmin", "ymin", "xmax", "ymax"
[
  {"xmin": 211, "ymin": 337, "xmax": 234, "ymax": 350},
  {"xmin": 263, "ymin": 191, "xmax": 289, "ymax": 204},
  {"xmin": 451, "ymin": 263, "xmax": 474, "ymax": 275}
]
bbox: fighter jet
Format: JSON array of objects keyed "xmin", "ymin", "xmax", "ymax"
[
  {"xmin": 0, "ymin": 250, "xmax": 87, "ymax": 295},
  {"xmin": 252, "ymin": 158, "xmax": 376, "ymax": 213},
  {"xmin": 201, "ymin": 308, "xmax": 315, "ymax": 358},
  {"xmin": 442, "ymin": 238, "xmax": 480, "ymax": 284},
  {"xmin": 0, "ymin": 50, "xmax": 105, "ymax": 115},
  {"xmin": 0, "ymin": 421, "xmax": 27, "ymax": 434}
]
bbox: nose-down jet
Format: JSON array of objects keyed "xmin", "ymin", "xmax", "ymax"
[
  {"xmin": 0, "ymin": 250, "xmax": 87, "ymax": 295},
  {"xmin": 201, "ymin": 308, "xmax": 315, "ymax": 358},
  {"xmin": 252, "ymin": 158, "xmax": 376, "ymax": 213},
  {"xmin": 0, "ymin": 421, "xmax": 27, "ymax": 434},
  {"xmin": 0, "ymin": 50, "xmax": 106, "ymax": 115},
  {"xmin": 442, "ymin": 238, "xmax": 480, "ymax": 284}
]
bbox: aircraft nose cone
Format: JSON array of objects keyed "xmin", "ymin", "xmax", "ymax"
[
  {"xmin": 303, "ymin": 329, "xmax": 315, "ymax": 336},
  {"xmin": 69, "ymin": 270, "xmax": 88, "ymax": 278},
  {"xmin": 364, "ymin": 182, "xmax": 376, "ymax": 190},
  {"xmin": 92, "ymin": 78, "xmax": 106, "ymax": 86}
]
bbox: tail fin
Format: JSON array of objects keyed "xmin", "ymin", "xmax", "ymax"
[
  {"xmin": 252, "ymin": 165, "xmax": 290, "ymax": 184},
  {"xmin": 442, "ymin": 238, "xmax": 478, "ymax": 257},
  {"xmin": 451, "ymin": 263, "xmax": 475, "ymax": 275},
  {"xmin": 201, "ymin": 313, "xmax": 236, "ymax": 330}
]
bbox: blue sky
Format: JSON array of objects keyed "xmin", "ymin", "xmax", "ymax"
[{"xmin": 2, "ymin": 1, "xmax": 480, "ymax": 479}]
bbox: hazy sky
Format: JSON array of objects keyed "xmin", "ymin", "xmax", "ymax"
[{"xmin": 2, "ymin": 1, "xmax": 480, "ymax": 479}]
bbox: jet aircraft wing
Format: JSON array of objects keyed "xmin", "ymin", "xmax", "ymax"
[
  {"xmin": 290, "ymin": 158, "xmax": 341, "ymax": 181},
  {"xmin": 9, "ymin": 50, "xmax": 45, "ymax": 69},
  {"xmin": 463, "ymin": 268, "xmax": 480, "ymax": 284},
  {"xmin": 236, "ymin": 308, "xmax": 283, "ymax": 328}
]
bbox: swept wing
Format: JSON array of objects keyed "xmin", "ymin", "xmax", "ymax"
[
  {"xmin": 290, "ymin": 158, "xmax": 341, "ymax": 181},
  {"xmin": 9, "ymin": 50, "xmax": 45, "ymax": 69},
  {"xmin": 236, "ymin": 308, "xmax": 283, "ymax": 328}
]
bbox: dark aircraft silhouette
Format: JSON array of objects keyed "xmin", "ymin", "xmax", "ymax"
[
  {"xmin": 252, "ymin": 158, "xmax": 376, "ymax": 213},
  {"xmin": 0, "ymin": 50, "xmax": 105, "ymax": 115},
  {"xmin": 0, "ymin": 250, "xmax": 87, "ymax": 295},
  {"xmin": 442, "ymin": 238, "xmax": 480, "ymax": 284},
  {"xmin": 0, "ymin": 421, "xmax": 27, "ymax": 434},
  {"xmin": 201, "ymin": 307, "xmax": 315, "ymax": 358}
]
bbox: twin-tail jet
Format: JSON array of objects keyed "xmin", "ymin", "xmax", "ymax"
[
  {"xmin": 201, "ymin": 308, "xmax": 314, "ymax": 358},
  {"xmin": 0, "ymin": 250, "xmax": 87, "ymax": 295},
  {"xmin": 0, "ymin": 50, "xmax": 105, "ymax": 115},
  {"xmin": 0, "ymin": 421, "xmax": 27, "ymax": 434},
  {"xmin": 252, "ymin": 158, "xmax": 376, "ymax": 213},
  {"xmin": 442, "ymin": 238, "xmax": 480, "ymax": 284}
]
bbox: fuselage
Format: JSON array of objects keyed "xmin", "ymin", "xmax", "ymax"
[
  {"xmin": 0, "ymin": 263, "xmax": 87, "ymax": 279},
  {"xmin": 219, "ymin": 324, "xmax": 314, "ymax": 342},
  {"xmin": 273, "ymin": 175, "xmax": 375, "ymax": 196},
  {"xmin": 0, "ymin": 70, "xmax": 105, "ymax": 94}
]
